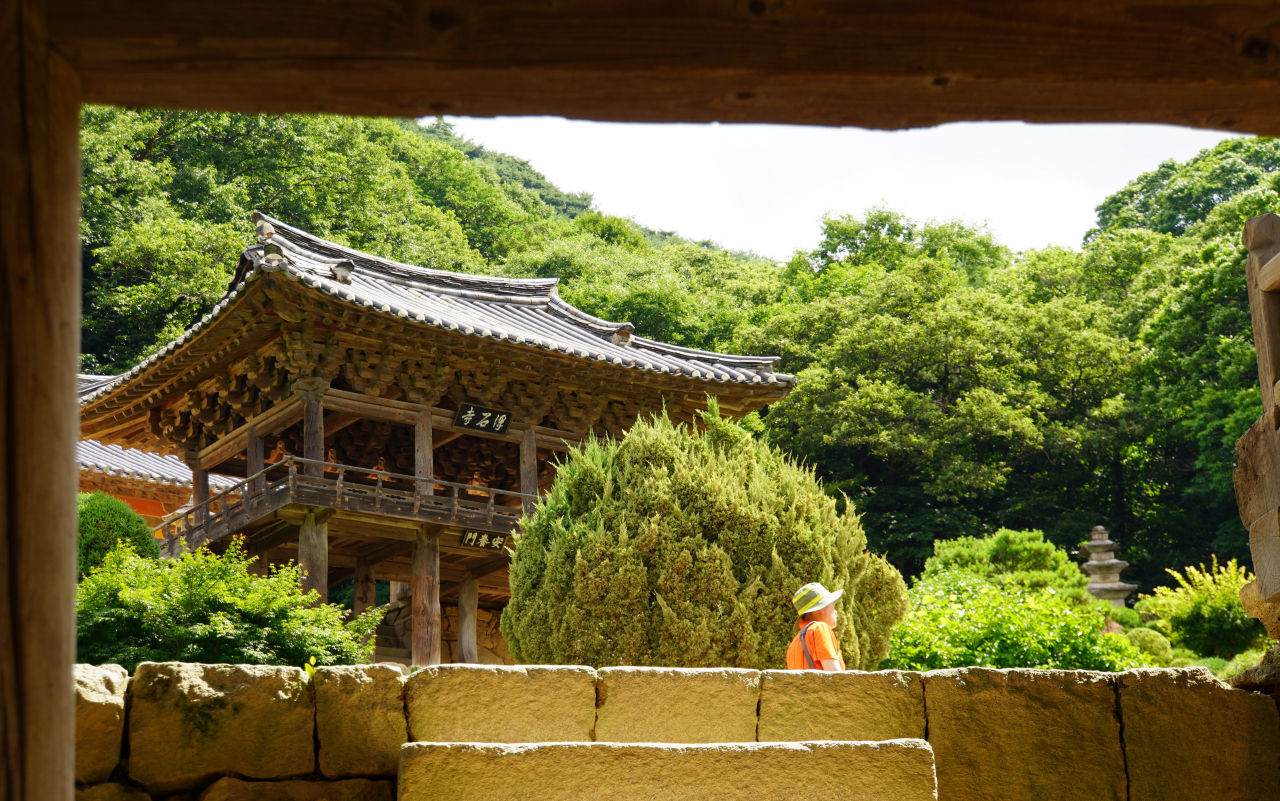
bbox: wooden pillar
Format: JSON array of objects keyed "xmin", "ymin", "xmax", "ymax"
[
  {"xmin": 0, "ymin": 1, "xmax": 82, "ymax": 795},
  {"xmin": 299, "ymin": 510, "xmax": 328, "ymax": 603},
  {"xmin": 415, "ymin": 410, "xmax": 433, "ymax": 493},
  {"xmin": 412, "ymin": 527, "xmax": 442, "ymax": 666},
  {"xmin": 457, "ymin": 575, "xmax": 479, "ymax": 663},
  {"xmin": 246, "ymin": 424, "xmax": 264, "ymax": 509},
  {"xmin": 293, "ymin": 377, "xmax": 328, "ymax": 478},
  {"xmin": 187, "ymin": 453, "xmax": 209, "ymax": 528},
  {"xmin": 390, "ymin": 580, "xmax": 407, "ymax": 602},
  {"xmin": 353, "ymin": 556, "xmax": 375, "ymax": 615},
  {"xmin": 519, "ymin": 426, "xmax": 538, "ymax": 514}
]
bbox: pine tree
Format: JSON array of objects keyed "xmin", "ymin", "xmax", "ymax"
[{"xmin": 501, "ymin": 400, "xmax": 909, "ymax": 669}]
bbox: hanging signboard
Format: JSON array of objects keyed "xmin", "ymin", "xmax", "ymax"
[
  {"xmin": 453, "ymin": 403, "xmax": 512, "ymax": 435},
  {"xmin": 461, "ymin": 530, "xmax": 508, "ymax": 551}
]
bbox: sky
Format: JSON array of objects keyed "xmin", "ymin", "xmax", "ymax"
[{"xmin": 444, "ymin": 117, "xmax": 1240, "ymax": 261}]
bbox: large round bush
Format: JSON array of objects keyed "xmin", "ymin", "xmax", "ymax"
[
  {"xmin": 77, "ymin": 492, "xmax": 160, "ymax": 577},
  {"xmin": 501, "ymin": 403, "xmax": 909, "ymax": 669}
]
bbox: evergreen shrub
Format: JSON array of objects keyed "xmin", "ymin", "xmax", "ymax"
[
  {"xmin": 1125, "ymin": 627, "xmax": 1173, "ymax": 665},
  {"xmin": 924, "ymin": 528, "xmax": 1091, "ymax": 603},
  {"xmin": 1135, "ymin": 557, "xmax": 1265, "ymax": 659},
  {"xmin": 882, "ymin": 571, "xmax": 1148, "ymax": 671},
  {"xmin": 77, "ymin": 492, "xmax": 160, "ymax": 577},
  {"xmin": 501, "ymin": 402, "xmax": 909, "ymax": 669},
  {"xmin": 77, "ymin": 539, "xmax": 379, "ymax": 671},
  {"xmin": 1108, "ymin": 606, "xmax": 1143, "ymax": 629}
]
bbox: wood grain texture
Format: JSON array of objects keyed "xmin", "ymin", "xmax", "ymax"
[
  {"xmin": 1245, "ymin": 215, "xmax": 1280, "ymax": 411},
  {"xmin": 0, "ymin": 0, "xmax": 80, "ymax": 794},
  {"xmin": 412, "ymin": 528, "xmax": 442, "ymax": 667},
  {"xmin": 353, "ymin": 556, "xmax": 375, "ymax": 615},
  {"xmin": 298, "ymin": 511, "xmax": 328, "ymax": 603},
  {"xmin": 519, "ymin": 427, "xmax": 537, "ymax": 516},
  {"xmin": 1249, "ymin": 509, "xmax": 1280, "ymax": 603},
  {"xmin": 456, "ymin": 577, "xmax": 479, "ymax": 664},
  {"xmin": 41, "ymin": 0, "xmax": 1280, "ymax": 133}
]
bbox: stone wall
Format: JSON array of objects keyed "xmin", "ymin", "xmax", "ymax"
[{"xmin": 76, "ymin": 663, "xmax": 1280, "ymax": 801}]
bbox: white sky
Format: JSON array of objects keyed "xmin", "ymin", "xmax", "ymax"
[{"xmin": 443, "ymin": 117, "xmax": 1240, "ymax": 261}]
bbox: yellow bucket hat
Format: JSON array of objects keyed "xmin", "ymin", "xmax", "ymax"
[{"xmin": 792, "ymin": 582, "xmax": 844, "ymax": 615}]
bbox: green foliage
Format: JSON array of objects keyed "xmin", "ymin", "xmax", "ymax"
[
  {"xmin": 77, "ymin": 492, "xmax": 160, "ymax": 578},
  {"xmin": 1135, "ymin": 558, "xmax": 1265, "ymax": 659},
  {"xmin": 1219, "ymin": 648, "xmax": 1265, "ymax": 680},
  {"xmin": 923, "ymin": 528, "xmax": 1090, "ymax": 603},
  {"xmin": 741, "ymin": 256, "xmax": 1137, "ymax": 571},
  {"xmin": 882, "ymin": 571, "xmax": 1148, "ymax": 671},
  {"xmin": 1108, "ymin": 606, "xmax": 1143, "ymax": 629},
  {"xmin": 1192, "ymin": 656, "xmax": 1228, "ymax": 673},
  {"xmin": 1125, "ymin": 627, "xmax": 1173, "ymax": 666},
  {"xmin": 502, "ymin": 400, "xmax": 908, "ymax": 670},
  {"xmin": 76, "ymin": 539, "xmax": 378, "ymax": 671}
]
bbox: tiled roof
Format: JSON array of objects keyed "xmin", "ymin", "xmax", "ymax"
[
  {"xmin": 80, "ymin": 213, "xmax": 792, "ymax": 404},
  {"xmin": 78, "ymin": 439, "xmax": 238, "ymax": 491}
]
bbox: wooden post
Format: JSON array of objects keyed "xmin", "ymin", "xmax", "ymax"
[
  {"xmin": 187, "ymin": 452, "xmax": 210, "ymax": 528},
  {"xmin": 415, "ymin": 409, "xmax": 433, "ymax": 493},
  {"xmin": 457, "ymin": 575, "xmax": 479, "ymax": 663},
  {"xmin": 294, "ymin": 377, "xmax": 328, "ymax": 478},
  {"xmin": 0, "ymin": 1, "xmax": 82, "ymax": 795},
  {"xmin": 299, "ymin": 510, "xmax": 328, "ymax": 603},
  {"xmin": 412, "ymin": 527, "xmax": 442, "ymax": 666},
  {"xmin": 390, "ymin": 580, "xmax": 407, "ymax": 603},
  {"xmin": 246, "ymin": 424, "xmax": 264, "ymax": 509},
  {"xmin": 519, "ymin": 426, "xmax": 538, "ymax": 514},
  {"xmin": 353, "ymin": 555, "xmax": 375, "ymax": 615}
]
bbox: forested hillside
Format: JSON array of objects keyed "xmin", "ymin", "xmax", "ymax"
[{"xmin": 78, "ymin": 108, "xmax": 1279, "ymax": 588}]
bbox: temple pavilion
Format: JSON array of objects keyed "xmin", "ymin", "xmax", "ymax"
[{"xmin": 79, "ymin": 212, "xmax": 794, "ymax": 665}]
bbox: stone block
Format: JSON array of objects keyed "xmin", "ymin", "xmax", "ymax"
[
  {"xmin": 1118, "ymin": 667, "xmax": 1280, "ymax": 801},
  {"xmin": 398, "ymin": 740, "xmax": 937, "ymax": 801},
  {"xmin": 594, "ymin": 667, "xmax": 760, "ymax": 743},
  {"xmin": 406, "ymin": 664, "xmax": 597, "ymax": 743},
  {"xmin": 757, "ymin": 669, "xmax": 925, "ymax": 742},
  {"xmin": 76, "ymin": 785, "xmax": 151, "ymax": 801},
  {"xmin": 922, "ymin": 668, "xmax": 1125, "ymax": 801},
  {"xmin": 197, "ymin": 778, "xmax": 394, "ymax": 801},
  {"xmin": 75, "ymin": 664, "xmax": 130, "ymax": 784},
  {"xmin": 128, "ymin": 663, "xmax": 314, "ymax": 794},
  {"xmin": 314, "ymin": 665, "xmax": 407, "ymax": 778}
]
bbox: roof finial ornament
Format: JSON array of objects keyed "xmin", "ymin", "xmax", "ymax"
[{"xmin": 255, "ymin": 216, "xmax": 275, "ymax": 243}]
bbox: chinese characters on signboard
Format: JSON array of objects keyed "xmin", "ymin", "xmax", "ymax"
[
  {"xmin": 453, "ymin": 403, "xmax": 512, "ymax": 435},
  {"xmin": 461, "ymin": 530, "xmax": 507, "ymax": 551}
]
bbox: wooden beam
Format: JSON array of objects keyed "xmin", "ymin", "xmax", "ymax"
[
  {"xmin": 197, "ymin": 394, "xmax": 302, "ymax": 470},
  {"xmin": 357, "ymin": 538, "xmax": 412, "ymax": 568},
  {"xmin": 467, "ymin": 555, "xmax": 510, "ymax": 583},
  {"xmin": 40, "ymin": 2, "xmax": 1280, "ymax": 135},
  {"xmin": 246, "ymin": 424, "xmax": 264, "ymax": 509},
  {"xmin": 247, "ymin": 519, "xmax": 296, "ymax": 554},
  {"xmin": 0, "ymin": 0, "xmax": 81, "ymax": 790},
  {"xmin": 412, "ymin": 527, "xmax": 441, "ymax": 666}
]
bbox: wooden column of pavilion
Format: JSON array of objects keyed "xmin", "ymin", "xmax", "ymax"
[{"xmin": 11, "ymin": 2, "xmax": 1280, "ymax": 794}]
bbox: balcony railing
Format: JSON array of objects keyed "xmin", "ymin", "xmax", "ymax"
[{"xmin": 154, "ymin": 456, "xmax": 534, "ymax": 557}]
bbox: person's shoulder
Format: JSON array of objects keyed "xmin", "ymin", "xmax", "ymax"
[{"xmin": 805, "ymin": 620, "xmax": 835, "ymax": 636}]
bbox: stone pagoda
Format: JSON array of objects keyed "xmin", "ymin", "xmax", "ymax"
[{"xmin": 1081, "ymin": 526, "xmax": 1137, "ymax": 606}]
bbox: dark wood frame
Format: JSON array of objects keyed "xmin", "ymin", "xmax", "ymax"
[{"xmin": 3, "ymin": 1, "xmax": 1273, "ymax": 796}]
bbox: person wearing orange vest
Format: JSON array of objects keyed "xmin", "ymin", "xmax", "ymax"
[{"xmin": 785, "ymin": 582, "xmax": 846, "ymax": 671}]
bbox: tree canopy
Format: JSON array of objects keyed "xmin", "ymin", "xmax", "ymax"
[{"xmin": 78, "ymin": 110, "xmax": 1280, "ymax": 593}]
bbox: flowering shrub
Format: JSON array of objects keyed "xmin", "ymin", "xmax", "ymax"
[
  {"xmin": 77, "ymin": 539, "xmax": 379, "ymax": 671},
  {"xmin": 882, "ymin": 571, "xmax": 1148, "ymax": 671}
]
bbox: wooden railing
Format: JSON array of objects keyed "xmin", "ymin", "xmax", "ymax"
[{"xmin": 154, "ymin": 456, "xmax": 535, "ymax": 557}]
